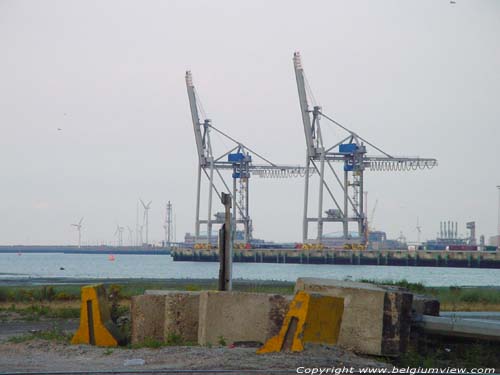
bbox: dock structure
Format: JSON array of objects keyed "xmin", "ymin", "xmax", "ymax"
[{"xmin": 172, "ymin": 248, "xmax": 500, "ymax": 269}]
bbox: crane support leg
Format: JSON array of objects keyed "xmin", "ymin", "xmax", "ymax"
[
  {"xmin": 317, "ymin": 150, "xmax": 325, "ymax": 242},
  {"xmin": 343, "ymin": 171, "xmax": 349, "ymax": 239},
  {"xmin": 302, "ymin": 156, "xmax": 311, "ymax": 243},
  {"xmin": 195, "ymin": 165, "xmax": 202, "ymax": 241}
]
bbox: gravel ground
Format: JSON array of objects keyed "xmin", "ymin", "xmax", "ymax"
[{"xmin": 0, "ymin": 340, "xmax": 387, "ymax": 374}]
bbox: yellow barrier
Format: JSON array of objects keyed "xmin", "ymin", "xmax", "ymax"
[
  {"xmin": 257, "ymin": 291, "xmax": 344, "ymax": 353},
  {"xmin": 71, "ymin": 284, "xmax": 121, "ymax": 347}
]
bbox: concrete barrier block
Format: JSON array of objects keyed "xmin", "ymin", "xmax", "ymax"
[
  {"xmin": 295, "ymin": 278, "xmax": 413, "ymax": 356},
  {"xmin": 131, "ymin": 291, "xmax": 201, "ymax": 345},
  {"xmin": 258, "ymin": 291, "xmax": 344, "ymax": 353},
  {"xmin": 131, "ymin": 294, "xmax": 166, "ymax": 345},
  {"xmin": 198, "ymin": 291, "xmax": 291, "ymax": 346},
  {"xmin": 146, "ymin": 290, "xmax": 200, "ymax": 343}
]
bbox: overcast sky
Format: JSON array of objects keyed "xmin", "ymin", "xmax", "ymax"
[{"xmin": 1, "ymin": 0, "xmax": 499, "ymax": 246}]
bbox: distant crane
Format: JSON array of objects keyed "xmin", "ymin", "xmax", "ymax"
[
  {"xmin": 293, "ymin": 51, "xmax": 438, "ymax": 244},
  {"xmin": 369, "ymin": 199, "xmax": 378, "ymax": 231},
  {"xmin": 114, "ymin": 225, "xmax": 124, "ymax": 246},
  {"xmin": 71, "ymin": 217, "xmax": 84, "ymax": 248},
  {"xmin": 163, "ymin": 201, "xmax": 173, "ymax": 248},
  {"xmin": 416, "ymin": 217, "xmax": 422, "ymax": 244},
  {"xmin": 140, "ymin": 199, "xmax": 152, "ymax": 245}
]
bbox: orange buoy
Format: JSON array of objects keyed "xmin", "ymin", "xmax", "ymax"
[{"xmin": 108, "ymin": 254, "xmax": 115, "ymax": 261}]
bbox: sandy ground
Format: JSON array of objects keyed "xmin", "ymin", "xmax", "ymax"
[{"xmin": 0, "ymin": 339, "xmax": 387, "ymax": 374}]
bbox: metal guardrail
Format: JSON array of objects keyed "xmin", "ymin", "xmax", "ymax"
[{"xmin": 414, "ymin": 314, "xmax": 500, "ymax": 341}]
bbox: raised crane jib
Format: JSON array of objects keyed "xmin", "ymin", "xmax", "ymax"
[
  {"xmin": 185, "ymin": 71, "xmax": 207, "ymax": 166},
  {"xmin": 293, "ymin": 52, "xmax": 316, "ymax": 158}
]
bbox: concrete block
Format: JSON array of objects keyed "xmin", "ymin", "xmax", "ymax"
[
  {"xmin": 131, "ymin": 291, "xmax": 201, "ymax": 345},
  {"xmin": 131, "ymin": 294, "xmax": 166, "ymax": 345},
  {"xmin": 412, "ymin": 295, "xmax": 440, "ymax": 317},
  {"xmin": 258, "ymin": 291, "xmax": 344, "ymax": 353},
  {"xmin": 146, "ymin": 290, "xmax": 200, "ymax": 343},
  {"xmin": 198, "ymin": 291, "xmax": 291, "ymax": 346},
  {"xmin": 295, "ymin": 278, "xmax": 413, "ymax": 356}
]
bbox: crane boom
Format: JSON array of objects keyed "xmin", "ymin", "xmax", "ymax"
[
  {"xmin": 185, "ymin": 71, "xmax": 206, "ymax": 166},
  {"xmin": 293, "ymin": 52, "xmax": 316, "ymax": 158}
]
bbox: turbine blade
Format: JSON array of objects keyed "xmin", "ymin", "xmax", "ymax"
[
  {"xmin": 140, "ymin": 199, "xmax": 146, "ymax": 208},
  {"xmin": 79, "ymin": 217, "xmax": 84, "ymax": 225}
]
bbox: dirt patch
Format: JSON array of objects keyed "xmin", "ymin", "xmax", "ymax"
[{"xmin": 0, "ymin": 340, "xmax": 387, "ymax": 373}]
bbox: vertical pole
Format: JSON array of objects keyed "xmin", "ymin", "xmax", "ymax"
[
  {"xmin": 136, "ymin": 201, "xmax": 139, "ymax": 246},
  {"xmin": 218, "ymin": 193, "xmax": 233, "ymax": 291},
  {"xmin": 145, "ymin": 210, "xmax": 149, "ymax": 245},
  {"xmin": 302, "ymin": 156, "xmax": 311, "ymax": 243},
  {"xmin": 317, "ymin": 148, "xmax": 325, "ymax": 242},
  {"xmin": 245, "ymin": 178, "xmax": 250, "ymax": 243},
  {"xmin": 207, "ymin": 159, "xmax": 214, "ymax": 246},
  {"xmin": 343, "ymin": 171, "xmax": 349, "ymax": 238},
  {"xmin": 195, "ymin": 165, "xmax": 202, "ymax": 242},
  {"xmin": 232, "ymin": 173, "xmax": 237, "ymax": 239},
  {"xmin": 359, "ymin": 170, "xmax": 365, "ymax": 241}
]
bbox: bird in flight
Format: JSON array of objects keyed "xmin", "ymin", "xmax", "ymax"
[{"xmin": 57, "ymin": 128, "xmax": 62, "ymax": 131}]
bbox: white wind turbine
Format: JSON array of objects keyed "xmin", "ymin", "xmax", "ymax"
[
  {"xmin": 114, "ymin": 225, "xmax": 124, "ymax": 246},
  {"xmin": 127, "ymin": 226, "xmax": 134, "ymax": 246},
  {"xmin": 140, "ymin": 199, "xmax": 152, "ymax": 245},
  {"xmin": 71, "ymin": 217, "xmax": 84, "ymax": 248}
]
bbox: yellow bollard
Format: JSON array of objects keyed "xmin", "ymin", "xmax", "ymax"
[
  {"xmin": 257, "ymin": 291, "xmax": 344, "ymax": 353},
  {"xmin": 71, "ymin": 284, "xmax": 121, "ymax": 347}
]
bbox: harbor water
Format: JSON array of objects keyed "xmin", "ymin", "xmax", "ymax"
[{"xmin": 0, "ymin": 253, "xmax": 499, "ymax": 287}]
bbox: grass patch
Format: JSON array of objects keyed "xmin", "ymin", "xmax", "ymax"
[
  {"xmin": 358, "ymin": 279, "xmax": 500, "ymax": 311},
  {"xmin": 395, "ymin": 336, "xmax": 500, "ymax": 369},
  {"xmin": 7, "ymin": 325, "xmax": 71, "ymax": 344},
  {"xmin": 128, "ymin": 334, "xmax": 196, "ymax": 349},
  {"xmin": 0, "ymin": 304, "xmax": 81, "ymax": 320}
]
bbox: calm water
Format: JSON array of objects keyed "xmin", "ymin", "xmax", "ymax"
[{"xmin": 0, "ymin": 253, "xmax": 499, "ymax": 287}]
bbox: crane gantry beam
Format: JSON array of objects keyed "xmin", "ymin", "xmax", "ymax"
[{"xmin": 293, "ymin": 52, "xmax": 438, "ymax": 245}]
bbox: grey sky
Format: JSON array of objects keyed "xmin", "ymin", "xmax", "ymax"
[{"xmin": 1, "ymin": 0, "xmax": 499, "ymax": 245}]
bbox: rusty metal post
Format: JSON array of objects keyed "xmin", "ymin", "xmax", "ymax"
[{"xmin": 218, "ymin": 193, "xmax": 233, "ymax": 291}]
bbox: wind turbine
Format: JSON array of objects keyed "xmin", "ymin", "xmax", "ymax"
[
  {"xmin": 140, "ymin": 199, "xmax": 152, "ymax": 245},
  {"xmin": 71, "ymin": 217, "xmax": 84, "ymax": 248},
  {"xmin": 127, "ymin": 226, "xmax": 134, "ymax": 246},
  {"xmin": 416, "ymin": 217, "xmax": 422, "ymax": 244},
  {"xmin": 114, "ymin": 225, "xmax": 124, "ymax": 246}
]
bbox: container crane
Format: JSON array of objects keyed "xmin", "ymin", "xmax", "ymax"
[
  {"xmin": 185, "ymin": 71, "xmax": 310, "ymax": 245},
  {"xmin": 293, "ymin": 52, "xmax": 438, "ymax": 245}
]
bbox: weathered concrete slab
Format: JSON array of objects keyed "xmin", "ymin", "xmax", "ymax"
[
  {"xmin": 295, "ymin": 278, "xmax": 412, "ymax": 356},
  {"xmin": 131, "ymin": 291, "xmax": 201, "ymax": 345},
  {"xmin": 131, "ymin": 294, "xmax": 166, "ymax": 345},
  {"xmin": 198, "ymin": 291, "xmax": 291, "ymax": 346},
  {"xmin": 258, "ymin": 291, "xmax": 344, "ymax": 353},
  {"xmin": 146, "ymin": 290, "xmax": 200, "ymax": 343}
]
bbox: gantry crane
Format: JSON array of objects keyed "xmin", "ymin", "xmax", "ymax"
[
  {"xmin": 186, "ymin": 71, "xmax": 309, "ymax": 245},
  {"xmin": 293, "ymin": 52, "xmax": 438, "ymax": 244}
]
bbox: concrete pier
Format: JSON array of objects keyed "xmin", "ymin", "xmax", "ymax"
[{"xmin": 172, "ymin": 248, "xmax": 500, "ymax": 269}]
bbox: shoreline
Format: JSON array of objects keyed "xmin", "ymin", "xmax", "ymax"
[{"xmin": 1, "ymin": 276, "xmax": 499, "ymax": 289}]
